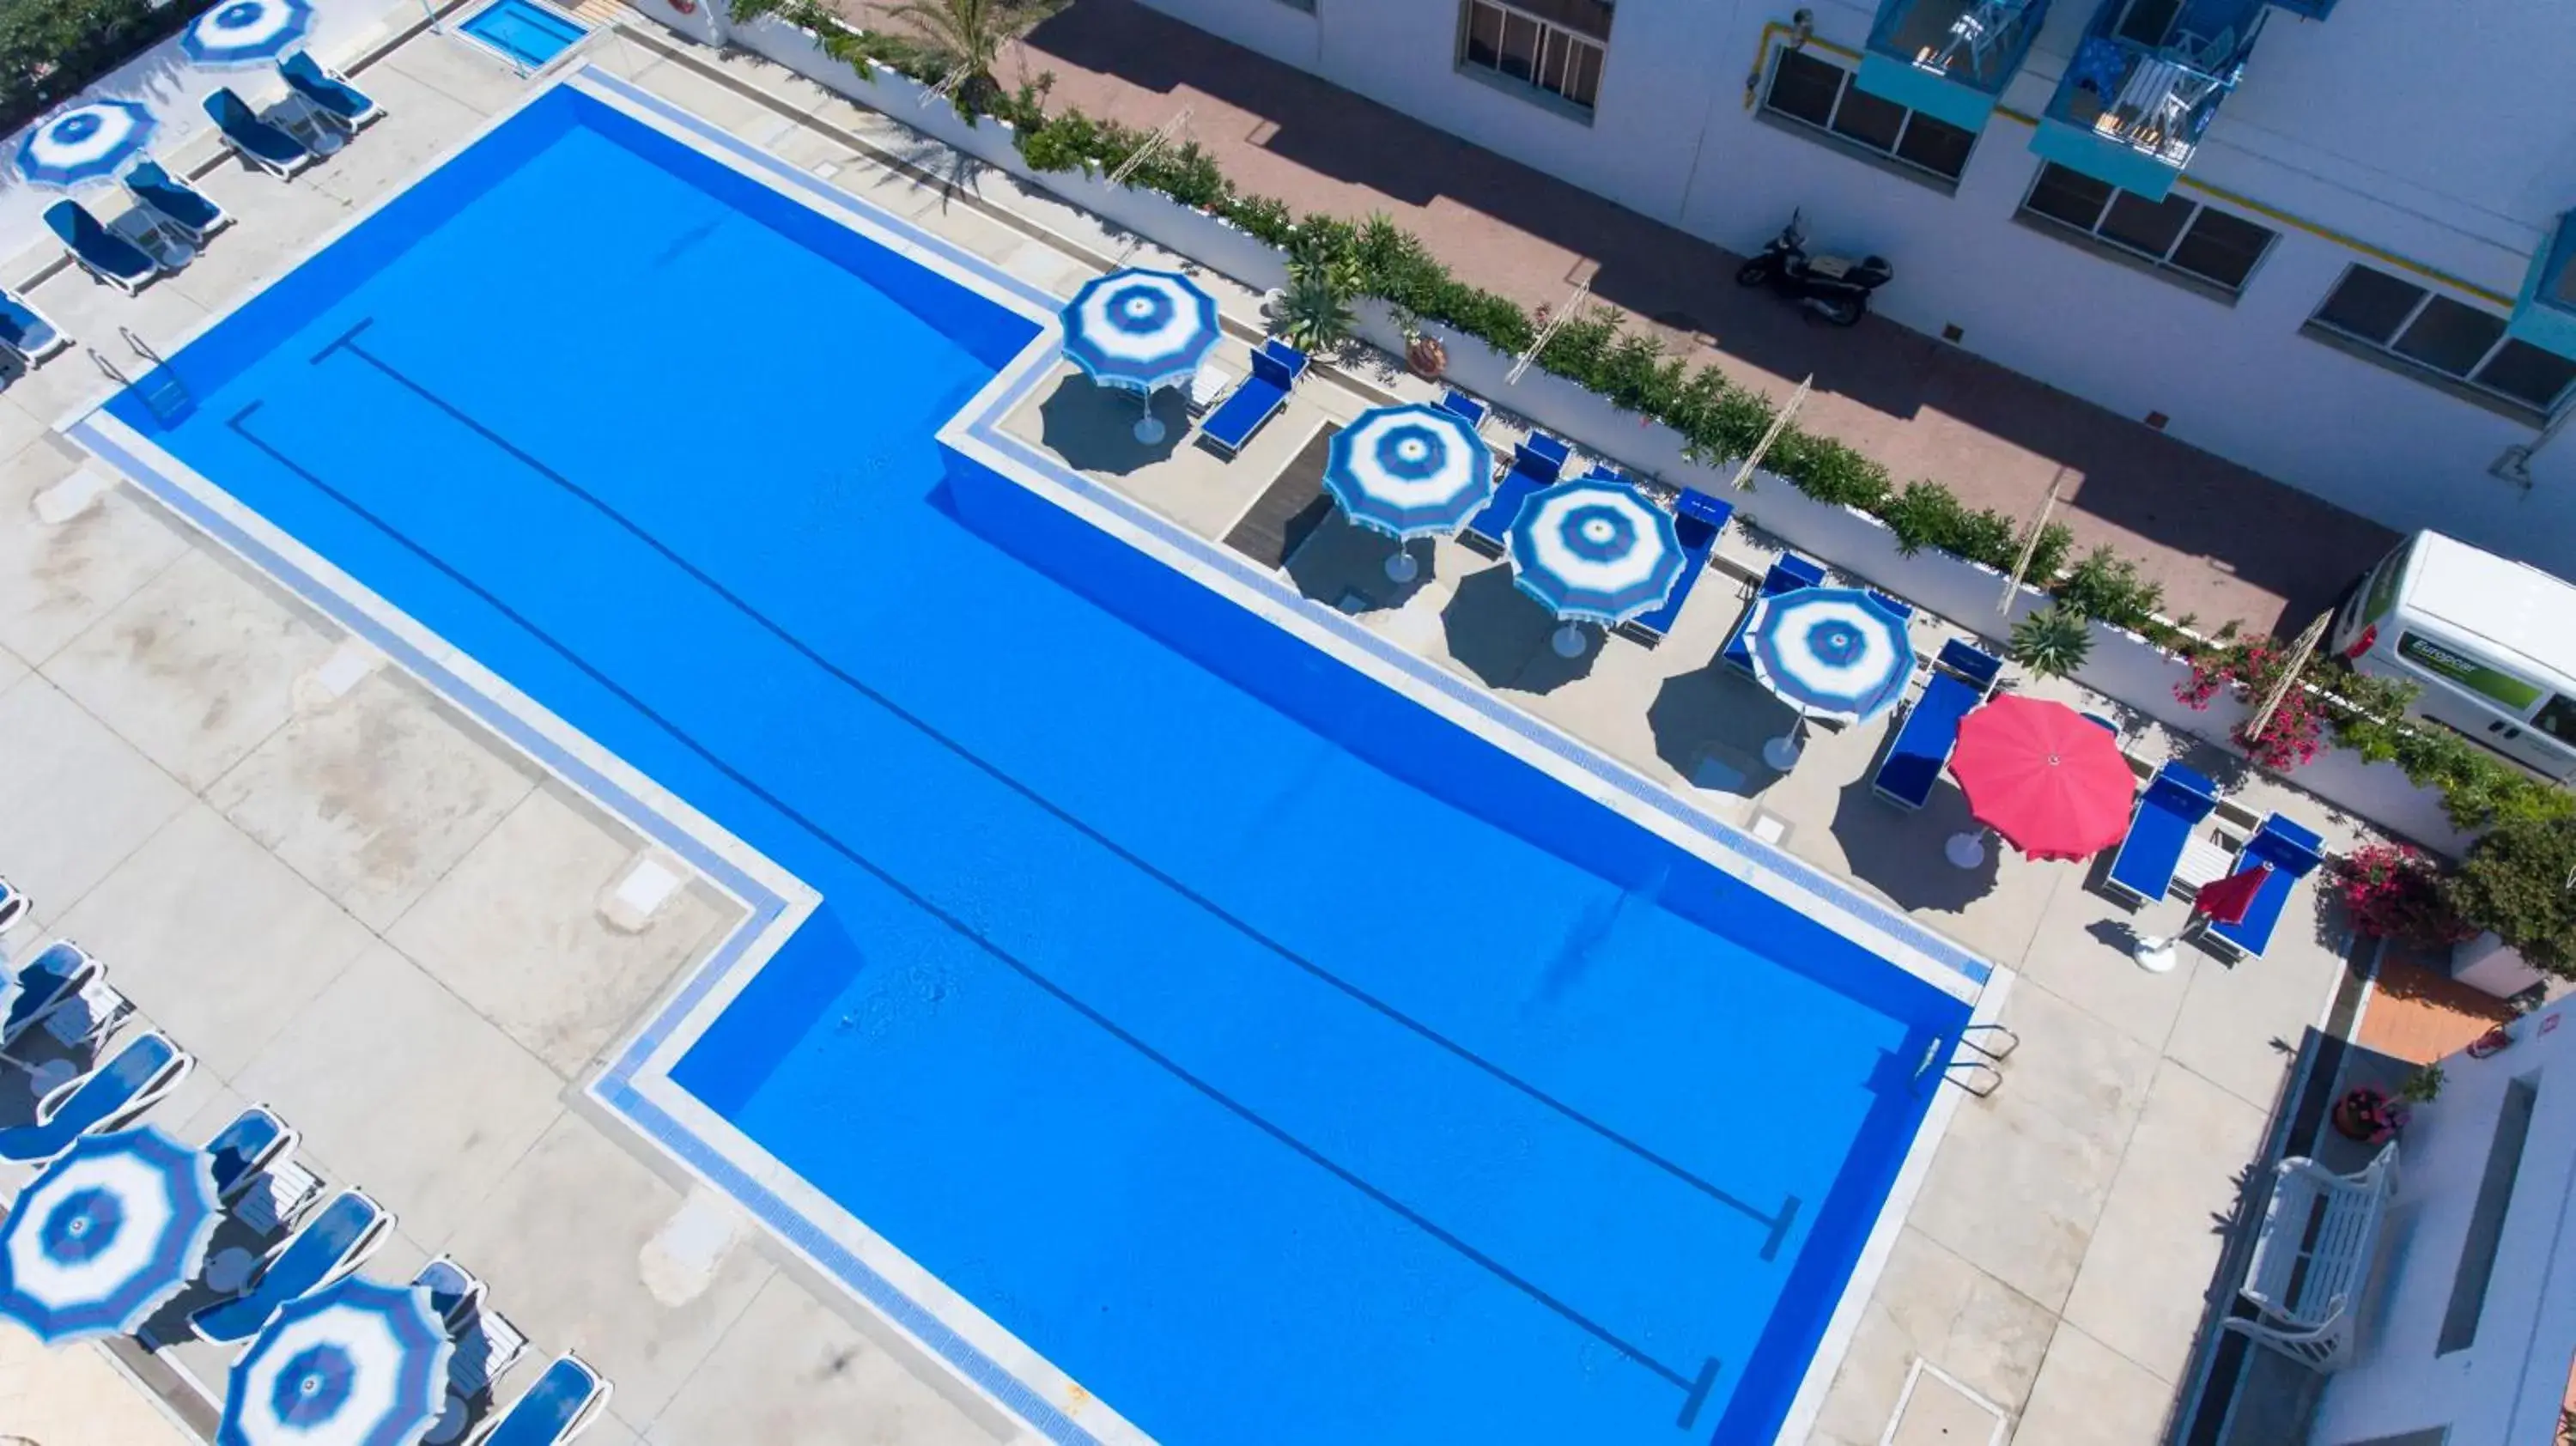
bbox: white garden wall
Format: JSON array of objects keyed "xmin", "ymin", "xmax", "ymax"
[{"xmin": 704, "ymin": 6, "xmax": 2477, "ymax": 856}]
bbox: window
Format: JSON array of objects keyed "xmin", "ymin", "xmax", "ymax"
[
  {"xmin": 2439, "ymin": 1075, "xmax": 2538, "ymax": 1354},
  {"xmin": 2113, "ymin": 0, "xmax": 2183, "ymax": 45},
  {"xmin": 2019, "ymin": 162, "xmax": 2275, "ymax": 293},
  {"xmin": 1460, "ymin": 0, "xmax": 1611, "ymax": 114},
  {"xmin": 2530, "ymin": 695, "xmax": 2576, "ymax": 746},
  {"xmin": 2312, "ymin": 264, "xmax": 2576, "ymax": 413},
  {"xmin": 1762, "ymin": 48, "xmax": 1977, "ymax": 184}
]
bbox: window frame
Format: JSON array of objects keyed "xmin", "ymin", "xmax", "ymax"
[
  {"xmin": 1758, "ymin": 45, "xmax": 1979, "ymax": 188},
  {"xmin": 2014, "ymin": 162, "xmax": 2276, "ymax": 297},
  {"xmin": 2308, "ymin": 263, "xmax": 2576, "ymax": 416},
  {"xmin": 1456, "ymin": 0, "xmax": 1612, "ymax": 119}
]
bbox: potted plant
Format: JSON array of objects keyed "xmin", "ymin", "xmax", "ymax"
[
  {"xmin": 2008, "ymin": 603, "xmax": 2093, "ymax": 680},
  {"xmin": 1394, "ymin": 307, "xmax": 1447, "ymax": 380},
  {"xmin": 2331, "ymin": 1084, "xmax": 2408, "ymax": 1145},
  {"xmin": 2395, "ymin": 1063, "xmax": 2443, "ymax": 1106}
]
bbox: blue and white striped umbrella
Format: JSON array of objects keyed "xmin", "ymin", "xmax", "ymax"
[
  {"xmin": 182, "ymin": 0, "xmax": 314, "ymax": 67},
  {"xmin": 14, "ymin": 100, "xmax": 157, "ymax": 190},
  {"xmin": 1323, "ymin": 404, "xmax": 1493, "ymax": 540},
  {"xmin": 1506, "ymin": 478, "xmax": 1684, "ymax": 626},
  {"xmin": 220, "ymin": 1278, "xmax": 450, "ymax": 1446},
  {"xmin": 0, "ymin": 1127, "xmax": 217, "ymax": 1344},
  {"xmin": 1060, "ymin": 268, "xmax": 1220, "ymax": 395},
  {"xmin": 1744, "ymin": 586, "xmax": 1917, "ymax": 723}
]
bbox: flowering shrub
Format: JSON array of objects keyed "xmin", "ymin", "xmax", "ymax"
[
  {"xmin": 2175, "ymin": 635, "xmax": 2325, "ymax": 771},
  {"xmin": 2336, "ymin": 842, "xmax": 2474, "ymax": 950}
]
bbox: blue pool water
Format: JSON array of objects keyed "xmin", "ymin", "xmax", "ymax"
[
  {"xmin": 104, "ymin": 83, "xmax": 1972, "ymax": 1445},
  {"xmin": 459, "ymin": 0, "xmax": 587, "ymax": 69}
]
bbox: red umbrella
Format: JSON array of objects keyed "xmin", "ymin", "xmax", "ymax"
[
  {"xmin": 1949, "ymin": 696, "xmax": 2136, "ymax": 861},
  {"xmin": 2192, "ymin": 861, "xmax": 2273, "ymax": 927}
]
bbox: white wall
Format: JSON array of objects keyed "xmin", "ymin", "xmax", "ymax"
[
  {"xmin": 1130, "ymin": 0, "xmax": 2576, "ymax": 581},
  {"xmin": 2310, "ymin": 998, "xmax": 2576, "ymax": 1446}
]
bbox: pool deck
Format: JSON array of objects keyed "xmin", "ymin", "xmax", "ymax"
[{"xmin": 0, "ymin": 12, "xmax": 2372, "ymax": 1445}]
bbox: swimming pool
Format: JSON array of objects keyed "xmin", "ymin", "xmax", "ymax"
[
  {"xmin": 80, "ymin": 74, "xmax": 1982, "ymax": 1445},
  {"xmin": 459, "ymin": 0, "xmax": 587, "ymax": 70}
]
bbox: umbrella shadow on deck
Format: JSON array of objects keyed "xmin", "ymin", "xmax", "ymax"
[
  {"xmin": 1439, "ymin": 563, "xmax": 1595, "ymax": 693},
  {"xmin": 1828, "ymin": 774, "xmax": 2001, "ymax": 914},
  {"xmin": 1646, "ymin": 661, "xmax": 1795, "ymax": 797},
  {"xmin": 1036, "ymin": 374, "xmax": 1188, "ymax": 476},
  {"xmin": 1283, "ymin": 510, "xmax": 1436, "ymax": 613}
]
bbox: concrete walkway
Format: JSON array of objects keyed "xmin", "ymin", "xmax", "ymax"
[{"xmin": 831, "ymin": 0, "xmax": 2397, "ymax": 636}]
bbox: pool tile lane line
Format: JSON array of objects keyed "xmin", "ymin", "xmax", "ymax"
[{"xmin": 62, "ymin": 58, "xmax": 2012, "ymax": 1446}]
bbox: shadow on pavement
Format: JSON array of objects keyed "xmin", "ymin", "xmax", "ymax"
[
  {"xmin": 1035, "ymin": 374, "xmax": 1188, "ymax": 476},
  {"xmin": 1828, "ymin": 773, "xmax": 1999, "ymax": 914}
]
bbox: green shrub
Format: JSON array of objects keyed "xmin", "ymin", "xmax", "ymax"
[
  {"xmin": 2053, "ymin": 545, "xmax": 2167, "ymax": 632},
  {"xmin": 2447, "ymin": 814, "xmax": 2576, "ymax": 976},
  {"xmin": 0, "ymin": 0, "xmax": 214, "ymax": 132}
]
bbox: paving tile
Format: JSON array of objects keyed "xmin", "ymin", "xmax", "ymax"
[
  {"xmin": 390, "ymin": 787, "xmax": 732, "ymax": 1078},
  {"xmin": 0, "ymin": 430, "xmax": 189, "ymax": 665},
  {"xmin": 1904, "ymin": 984, "xmax": 2157, "ymax": 1311},
  {"xmin": 443, "ymin": 1115, "xmax": 774, "ymax": 1423},
  {"xmin": 2164, "ymin": 914, "xmax": 2346, "ymax": 1111},
  {"xmin": 1813, "ymin": 1228, "xmax": 2054, "ymax": 1444},
  {"xmin": 0, "ymin": 674, "xmax": 193, "ymax": 911},
  {"xmin": 234, "ymin": 941, "xmax": 568, "ymax": 1251},
  {"xmin": 0, "ymin": 1327, "xmax": 194, "ymax": 1446},
  {"xmin": 647, "ymin": 1273, "xmax": 1003, "ymax": 1446},
  {"xmin": 2014, "ymin": 871, "xmax": 2198, "ymax": 1054},
  {"xmin": 379, "ymin": 27, "xmax": 541, "ymax": 116},
  {"xmin": 208, "ymin": 668, "xmax": 538, "ymax": 931},
  {"xmin": 46, "ymin": 548, "xmax": 337, "ymax": 789},
  {"xmin": 2012, "ymin": 1323, "xmax": 2177, "ymax": 1446},
  {"xmin": 2060, "ymin": 1061, "xmax": 2268, "ymax": 1383},
  {"xmin": 54, "ymin": 802, "xmax": 374, "ymax": 1080}
]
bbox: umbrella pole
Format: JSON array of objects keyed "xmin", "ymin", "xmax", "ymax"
[
  {"xmin": 1384, "ymin": 539, "xmax": 1419, "ymax": 584},
  {"xmin": 1551, "ymin": 621, "xmax": 1588, "ymax": 659},
  {"xmin": 1132, "ymin": 385, "xmax": 1166, "ymax": 445},
  {"xmin": 1943, "ymin": 827, "xmax": 1989, "ymax": 870},
  {"xmin": 1763, "ymin": 713, "xmax": 1806, "ymax": 772}
]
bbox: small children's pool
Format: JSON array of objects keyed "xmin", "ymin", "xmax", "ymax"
[{"xmin": 459, "ymin": 0, "xmax": 587, "ymax": 69}]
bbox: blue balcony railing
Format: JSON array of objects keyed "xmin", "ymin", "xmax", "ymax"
[
  {"xmin": 2510, "ymin": 213, "xmax": 2576, "ymax": 364},
  {"xmin": 2026, "ymin": 0, "xmax": 2269, "ymax": 200},
  {"xmin": 1855, "ymin": 0, "xmax": 2050, "ymax": 132}
]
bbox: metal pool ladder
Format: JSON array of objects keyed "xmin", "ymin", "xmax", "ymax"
[
  {"xmin": 87, "ymin": 326, "xmax": 194, "ymax": 425},
  {"xmin": 1923, "ymin": 1023, "xmax": 2020, "ymax": 1098}
]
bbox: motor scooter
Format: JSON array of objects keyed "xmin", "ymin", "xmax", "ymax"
[{"xmin": 1735, "ymin": 210, "xmax": 1892, "ymax": 326}]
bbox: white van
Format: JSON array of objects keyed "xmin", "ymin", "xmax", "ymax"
[{"xmin": 2329, "ymin": 532, "xmax": 2576, "ymax": 781}]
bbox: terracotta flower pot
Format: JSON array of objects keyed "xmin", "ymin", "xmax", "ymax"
[
  {"xmin": 1406, "ymin": 333, "xmax": 1447, "ymax": 380},
  {"xmin": 2332, "ymin": 1086, "xmax": 2403, "ymax": 1144}
]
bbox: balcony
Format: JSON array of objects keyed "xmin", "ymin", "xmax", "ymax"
[
  {"xmin": 2509, "ymin": 212, "xmax": 2576, "ymax": 367},
  {"xmin": 1855, "ymin": 0, "xmax": 2051, "ymax": 132},
  {"xmin": 2026, "ymin": 0, "xmax": 2269, "ymax": 201}
]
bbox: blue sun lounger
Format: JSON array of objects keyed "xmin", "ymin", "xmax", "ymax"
[
  {"xmin": 204, "ymin": 88, "xmax": 319, "ymax": 180},
  {"xmin": 0, "ymin": 290, "xmax": 67, "ymax": 368},
  {"xmin": 281, "ymin": 52, "xmax": 386, "ymax": 131},
  {"xmin": 0, "ymin": 877, "xmax": 27, "ymax": 937},
  {"xmin": 0, "ymin": 941, "xmax": 102, "ymax": 1052},
  {"xmin": 0, "ymin": 1031, "xmax": 191, "ymax": 1163},
  {"xmin": 480, "ymin": 1352, "xmax": 613, "ymax": 1446},
  {"xmin": 1201, "ymin": 339, "xmax": 1307, "ymax": 457},
  {"xmin": 2204, "ymin": 814, "xmax": 2328, "ymax": 961},
  {"xmin": 122, "ymin": 159, "xmax": 231, "ymax": 243},
  {"xmin": 2104, "ymin": 761, "xmax": 2220, "ymax": 906},
  {"xmin": 204, "ymin": 1106, "xmax": 297, "ymax": 1206},
  {"xmin": 1619, "ymin": 487, "xmax": 1735, "ymax": 645},
  {"xmin": 1461, "ymin": 432, "xmax": 1570, "ymax": 556},
  {"xmin": 1437, "ymin": 389, "xmax": 1485, "ymax": 428},
  {"xmin": 1720, "ymin": 551, "xmax": 1828, "ymax": 674},
  {"xmin": 1873, "ymin": 639, "xmax": 2003, "ymax": 810},
  {"xmin": 190, "ymin": 1187, "xmax": 392, "ymax": 1344},
  {"xmin": 44, "ymin": 201, "xmax": 162, "ymax": 296}
]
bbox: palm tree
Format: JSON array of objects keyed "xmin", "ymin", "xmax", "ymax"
[{"xmin": 886, "ymin": 0, "xmax": 1020, "ymax": 108}]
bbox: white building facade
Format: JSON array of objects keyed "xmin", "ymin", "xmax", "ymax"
[
  {"xmin": 1133, "ymin": 0, "xmax": 2576, "ymax": 579},
  {"xmin": 2305, "ymin": 993, "xmax": 2576, "ymax": 1445}
]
